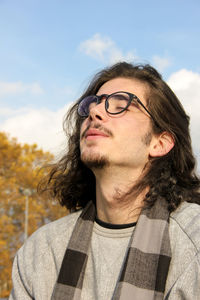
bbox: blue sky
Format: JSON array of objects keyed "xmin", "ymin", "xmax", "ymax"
[{"xmin": 0, "ymin": 0, "xmax": 200, "ymax": 169}]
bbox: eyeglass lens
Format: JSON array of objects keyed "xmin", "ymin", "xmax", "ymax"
[
  {"xmin": 78, "ymin": 95, "xmax": 98, "ymax": 116},
  {"xmin": 106, "ymin": 92, "xmax": 130, "ymax": 114},
  {"xmin": 78, "ymin": 92, "xmax": 133, "ymax": 116}
]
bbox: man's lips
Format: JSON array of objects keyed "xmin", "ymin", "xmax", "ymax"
[
  {"xmin": 81, "ymin": 123, "xmax": 113, "ymax": 140},
  {"xmin": 85, "ymin": 128, "xmax": 110, "ymax": 139}
]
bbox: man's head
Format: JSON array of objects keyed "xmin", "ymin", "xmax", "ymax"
[
  {"xmin": 43, "ymin": 62, "xmax": 200, "ymax": 211},
  {"xmin": 79, "ymin": 76, "xmax": 174, "ymax": 174}
]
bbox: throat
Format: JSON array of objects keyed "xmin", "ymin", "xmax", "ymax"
[{"xmin": 94, "ymin": 166, "xmax": 147, "ymax": 224}]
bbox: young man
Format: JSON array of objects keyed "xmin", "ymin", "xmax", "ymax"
[{"xmin": 10, "ymin": 63, "xmax": 200, "ymax": 300}]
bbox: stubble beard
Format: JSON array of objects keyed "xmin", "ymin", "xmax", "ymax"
[
  {"xmin": 141, "ymin": 131, "xmax": 152, "ymax": 146},
  {"xmin": 81, "ymin": 151, "xmax": 110, "ymax": 169},
  {"xmin": 80, "ymin": 130, "xmax": 152, "ymax": 170}
]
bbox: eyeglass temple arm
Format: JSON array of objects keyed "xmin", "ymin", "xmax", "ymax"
[{"xmin": 134, "ymin": 96, "xmax": 160, "ymax": 128}]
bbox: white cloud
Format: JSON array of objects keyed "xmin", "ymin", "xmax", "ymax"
[
  {"xmin": 0, "ymin": 107, "xmax": 15, "ymax": 116},
  {"xmin": 79, "ymin": 33, "xmax": 136, "ymax": 64},
  {"xmin": 0, "ymin": 81, "xmax": 44, "ymax": 97},
  {"xmin": 152, "ymin": 55, "xmax": 171, "ymax": 72},
  {"xmin": 0, "ymin": 105, "xmax": 71, "ymax": 155},
  {"xmin": 167, "ymin": 69, "xmax": 200, "ymax": 97},
  {"xmin": 167, "ymin": 69, "xmax": 200, "ymax": 166}
]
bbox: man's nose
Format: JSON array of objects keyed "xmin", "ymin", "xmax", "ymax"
[{"xmin": 88, "ymin": 101, "xmax": 107, "ymax": 121}]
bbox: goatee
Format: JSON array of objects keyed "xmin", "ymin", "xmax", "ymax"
[{"xmin": 81, "ymin": 153, "xmax": 110, "ymax": 169}]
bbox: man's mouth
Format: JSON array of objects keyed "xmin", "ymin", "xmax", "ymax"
[{"xmin": 85, "ymin": 128, "xmax": 109, "ymax": 140}]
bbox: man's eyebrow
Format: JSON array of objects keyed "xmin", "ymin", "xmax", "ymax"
[{"xmin": 96, "ymin": 93, "xmax": 108, "ymax": 97}]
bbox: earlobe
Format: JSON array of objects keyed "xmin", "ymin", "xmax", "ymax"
[{"xmin": 149, "ymin": 132, "xmax": 175, "ymax": 157}]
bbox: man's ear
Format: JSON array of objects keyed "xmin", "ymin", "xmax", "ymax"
[{"xmin": 149, "ymin": 131, "xmax": 175, "ymax": 157}]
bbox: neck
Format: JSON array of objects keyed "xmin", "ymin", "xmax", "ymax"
[{"xmin": 93, "ymin": 165, "xmax": 147, "ymax": 224}]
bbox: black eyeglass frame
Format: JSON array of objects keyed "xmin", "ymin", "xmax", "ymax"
[{"xmin": 77, "ymin": 91, "xmax": 157, "ymax": 125}]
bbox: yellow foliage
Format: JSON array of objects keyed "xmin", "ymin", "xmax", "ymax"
[{"xmin": 0, "ymin": 132, "xmax": 67, "ymax": 297}]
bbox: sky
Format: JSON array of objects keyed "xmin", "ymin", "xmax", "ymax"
[{"xmin": 0, "ymin": 0, "xmax": 200, "ymax": 170}]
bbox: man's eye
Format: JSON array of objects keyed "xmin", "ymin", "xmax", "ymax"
[{"xmin": 116, "ymin": 106, "xmax": 127, "ymax": 110}]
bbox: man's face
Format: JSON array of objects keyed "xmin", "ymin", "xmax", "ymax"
[{"xmin": 80, "ymin": 77, "xmax": 154, "ymax": 172}]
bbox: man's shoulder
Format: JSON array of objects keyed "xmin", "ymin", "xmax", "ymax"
[
  {"xmin": 30, "ymin": 209, "xmax": 82, "ymax": 243},
  {"xmin": 17, "ymin": 209, "xmax": 82, "ymax": 264},
  {"xmin": 11, "ymin": 210, "xmax": 83, "ymax": 299},
  {"xmin": 166, "ymin": 203, "xmax": 200, "ymax": 295},
  {"xmin": 169, "ymin": 201, "xmax": 200, "ymax": 250},
  {"xmin": 38, "ymin": 210, "xmax": 82, "ymax": 233}
]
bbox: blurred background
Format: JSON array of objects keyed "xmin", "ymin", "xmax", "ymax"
[{"xmin": 0, "ymin": 0, "xmax": 200, "ymax": 297}]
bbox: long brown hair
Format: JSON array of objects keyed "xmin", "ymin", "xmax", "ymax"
[{"xmin": 40, "ymin": 62, "xmax": 200, "ymax": 212}]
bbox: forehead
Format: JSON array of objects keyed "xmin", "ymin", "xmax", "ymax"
[{"xmin": 97, "ymin": 77, "xmax": 149, "ymax": 104}]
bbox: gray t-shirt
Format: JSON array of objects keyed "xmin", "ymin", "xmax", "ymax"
[{"xmin": 82, "ymin": 222, "xmax": 134, "ymax": 300}]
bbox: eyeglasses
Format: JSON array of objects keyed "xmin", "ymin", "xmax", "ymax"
[{"xmin": 77, "ymin": 91, "xmax": 156, "ymax": 123}]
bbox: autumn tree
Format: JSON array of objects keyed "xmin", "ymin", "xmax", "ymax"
[{"xmin": 0, "ymin": 132, "xmax": 67, "ymax": 297}]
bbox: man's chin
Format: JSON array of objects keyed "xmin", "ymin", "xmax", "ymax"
[{"xmin": 81, "ymin": 154, "xmax": 109, "ymax": 170}]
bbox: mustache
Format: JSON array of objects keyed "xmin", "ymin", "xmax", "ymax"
[{"xmin": 81, "ymin": 123, "xmax": 113, "ymax": 139}]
